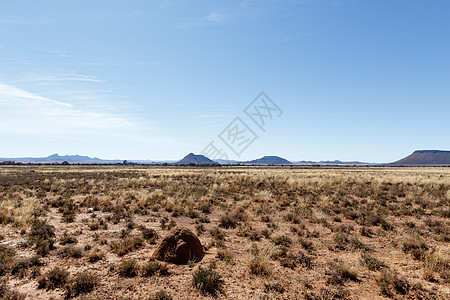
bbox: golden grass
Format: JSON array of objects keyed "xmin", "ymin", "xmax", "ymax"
[{"xmin": 0, "ymin": 165, "xmax": 449, "ymax": 299}]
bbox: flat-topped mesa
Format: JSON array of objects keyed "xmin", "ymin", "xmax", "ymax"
[{"xmin": 391, "ymin": 150, "xmax": 450, "ymax": 165}]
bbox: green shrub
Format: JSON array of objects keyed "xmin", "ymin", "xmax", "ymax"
[
  {"xmin": 118, "ymin": 259, "xmax": 139, "ymax": 277},
  {"xmin": 192, "ymin": 268, "xmax": 222, "ymax": 296}
]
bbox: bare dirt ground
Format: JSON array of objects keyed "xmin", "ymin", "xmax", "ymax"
[{"xmin": 0, "ymin": 166, "xmax": 449, "ymax": 299}]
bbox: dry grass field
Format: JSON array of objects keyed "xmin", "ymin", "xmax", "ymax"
[{"xmin": 0, "ymin": 166, "xmax": 449, "ymax": 299}]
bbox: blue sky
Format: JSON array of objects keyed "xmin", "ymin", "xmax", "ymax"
[{"xmin": 0, "ymin": 0, "xmax": 449, "ymax": 162}]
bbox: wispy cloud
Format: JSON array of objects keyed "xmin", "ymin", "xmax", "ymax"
[
  {"xmin": 0, "ymin": 82, "xmax": 72, "ymax": 107},
  {"xmin": 0, "ymin": 82, "xmax": 136, "ymax": 131},
  {"xmin": 73, "ymin": 60, "xmax": 168, "ymax": 66},
  {"xmin": 14, "ymin": 74, "xmax": 103, "ymax": 83}
]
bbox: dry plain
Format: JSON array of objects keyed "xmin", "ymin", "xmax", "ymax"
[{"xmin": 0, "ymin": 166, "xmax": 449, "ymax": 299}]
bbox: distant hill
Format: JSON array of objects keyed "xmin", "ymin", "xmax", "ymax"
[
  {"xmin": 0, "ymin": 153, "xmax": 122, "ymax": 164},
  {"xmin": 391, "ymin": 150, "xmax": 450, "ymax": 165},
  {"xmin": 176, "ymin": 153, "xmax": 217, "ymax": 165},
  {"xmin": 246, "ymin": 156, "xmax": 292, "ymax": 165}
]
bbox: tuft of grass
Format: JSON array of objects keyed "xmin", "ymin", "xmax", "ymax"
[
  {"xmin": 140, "ymin": 227, "xmax": 159, "ymax": 243},
  {"xmin": 271, "ymin": 234, "xmax": 292, "ymax": 247},
  {"xmin": 249, "ymin": 255, "xmax": 271, "ymax": 276},
  {"xmin": 141, "ymin": 260, "xmax": 169, "ymax": 277},
  {"xmin": 216, "ymin": 249, "xmax": 234, "ymax": 264},
  {"xmin": 219, "ymin": 214, "xmax": 238, "ymax": 229},
  {"xmin": 87, "ymin": 249, "xmax": 105, "ymax": 262},
  {"xmin": 264, "ymin": 282, "xmax": 285, "ymax": 294},
  {"xmin": 377, "ymin": 269, "xmax": 409, "ymax": 296},
  {"xmin": 360, "ymin": 253, "xmax": 384, "ymax": 271},
  {"xmin": 117, "ymin": 259, "xmax": 139, "ymax": 277},
  {"xmin": 327, "ymin": 261, "xmax": 359, "ymax": 285},
  {"xmin": 110, "ymin": 236, "xmax": 143, "ymax": 256},
  {"xmin": 192, "ymin": 268, "xmax": 222, "ymax": 296},
  {"xmin": 401, "ymin": 232, "xmax": 428, "ymax": 260}
]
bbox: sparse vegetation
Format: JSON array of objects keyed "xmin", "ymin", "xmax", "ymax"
[{"xmin": 0, "ymin": 165, "xmax": 449, "ymax": 298}]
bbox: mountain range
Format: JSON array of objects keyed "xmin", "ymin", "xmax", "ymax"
[{"xmin": 1, "ymin": 150, "xmax": 449, "ymax": 166}]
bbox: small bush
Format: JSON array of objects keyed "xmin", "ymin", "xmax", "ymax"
[
  {"xmin": 210, "ymin": 227, "xmax": 225, "ymax": 241},
  {"xmin": 38, "ymin": 267, "xmax": 69, "ymax": 290},
  {"xmin": 28, "ymin": 219, "xmax": 55, "ymax": 256},
  {"xmin": 141, "ymin": 260, "xmax": 169, "ymax": 277},
  {"xmin": 150, "ymin": 289, "xmax": 172, "ymax": 300},
  {"xmin": 200, "ymin": 205, "xmax": 211, "ymax": 214},
  {"xmin": 377, "ymin": 269, "xmax": 409, "ymax": 296},
  {"xmin": 401, "ymin": 233, "xmax": 428, "ymax": 260},
  {"xmin": 249, "ymin": 256, "xmax": 270, "ymax": 276},
  {"xmin": 110, "ymin": 236, "xmax": 143, "ymax": 256},
  {"xmin": 66, "ymin": 271, "xmax": 98, "ymax": 298},
  {"xmin": 118, "ymin": 259, "xmax": 139, "ymax": 277},
  {"xmin": 60, "ymin": 233, "xmax": 77, "ymax": 245},
  {"xmin": 187, "ymin": 210, "xmax": 199, "ymax": 219},
  {"xmin": 140, "ymin": 227, "xmax": 158, "ymax": 243},
  {"xmin": 360, "ymin": 253, "xmax": 384, "ymax": 271},
  {"xmin": 192, "ymin": 268, "xmax": 222, "ymax": 296},
  {"xmin": 219, "ymin": 214, "xmax": 237, "ymax": 229},
  {"xmin": 10, "ymin": 255, "xmax": 42, "ymax": 277},
  {"xmin": 87, "ymin": 249, "xmax": 105, "ymax": 262},
  {"xmin": 279, "ymin": 251, "xmax": 312, "ymax": 269},
  {"xmin": 272, "ymin": 234, "xmax": 292, "ymax": 247},
  {"xmin": 264, "ymin": 282, "xmax": 285, "ymax": 294},
  {"xmin": 216, "ymin": 249, "xmax": 234, "ymax": 264},
  {"xmin": 327, "ymin": 261, "xmax": 359, "ymax": 285},
  {"xmin": 333, "ymin": 233, "xmax": 349, "ymax": 250},
  {"xmin": 58, "ymin": 245, "xmax": 83, "ymax": 258},
  {"xmin": 0, "ymin": 245, "xmax": 15, "ymax": 264}
]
